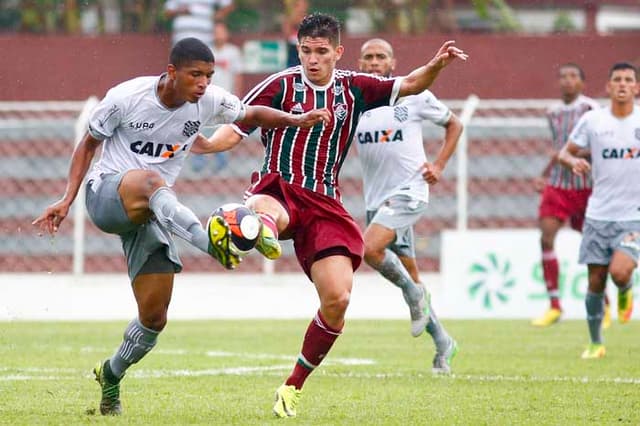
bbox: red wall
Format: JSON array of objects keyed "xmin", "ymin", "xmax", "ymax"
[{"xmin": 1, "ymin": 32, "xmax": 638, "ymax": 100}]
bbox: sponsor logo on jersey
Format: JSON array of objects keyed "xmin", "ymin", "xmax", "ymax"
[
  {"xmin": 182, "ymin": 120, "xmax": 200, "ymax": 137},
  {"xmin": 334, "ymin": 103, "xmax": 347, "ymax": 121},
  {"xmin": 333, "ymin": 83, "xmax": 344, "ymax": 96},
  {"xmin": 291, "ymin": 103, "xmax": 305, "ymax": 114},
  {"xmin": 128, "ymin": 121, "xmax": 155, "ymax": 131},
  {"xmin": 130, "ymin": 141, "xmax": 187, "ymax": 158},
  {"xmin": 601, "ymin": 147, "xmax": 640, "ymax": 159},
  {"xmin": 357, "ymin": 129, "xmax": 404, "ymax": 144},
  {"xmin": 394, "ymin": 106, "xmax": 408, "ymax": 122},
  {"xmin": 293, "ymin": 82, "xmax": 306, "ymax": 92}
]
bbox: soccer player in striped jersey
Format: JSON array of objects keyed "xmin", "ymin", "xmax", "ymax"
[
  {"xmin": 354, "ymin": 38, "xmax": 462, "ymax": 374},
  {"xmin": 199, "ymin": 13, "xmax": 467, "ymax": 417},
  {"xmin": 558, "ymin": 62, "xmax": 639, "ymax": 359},
  {"xmin": 32, "ymin": 37, "xmax": 329, "ymax": 416},
  {"xmin": 531, "ymin": 63, "xmax": 609, "ymax": 327}
]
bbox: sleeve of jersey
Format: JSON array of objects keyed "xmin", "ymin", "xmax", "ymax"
[
  {"xmin": 416, "ymin": 91, "xmax": 451, "ymax": 125},
  {"xmin": 204, "ymin": 85, "xmax": 247, "ymax": 126},
  {"xmin": 231, "ymin": 77, "xmax": 284, "ymax": 136},
  {"xmin": 568, "ymin": 113, "xmax": 591, "ymax": 148},
  {"xmin": 87, "ymin": 88, "xmax": 124, "ymax": 141},
  {"xmin": 353, "ymin": 74, "xmax": 403, "ymax": 111}
]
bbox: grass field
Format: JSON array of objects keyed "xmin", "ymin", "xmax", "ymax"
[{"xmin": 1, "ymin": 319, "xmax": 639, "ymax": 425}]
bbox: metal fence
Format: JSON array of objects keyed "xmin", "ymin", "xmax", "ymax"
[{"xmin": 1, "ymin": 96, "xmax": 572, "ymax": 274}]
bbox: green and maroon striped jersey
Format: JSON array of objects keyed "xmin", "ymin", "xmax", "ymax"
[
  {"xmin": 546, "ymin": 94, "xmax": 600, "ymax": 190},
  {"xmin": 236, "ymin": 66, "xmax": 401, "ymax": 200}
]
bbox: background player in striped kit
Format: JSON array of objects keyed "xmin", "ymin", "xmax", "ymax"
[
  {"xmin": 199, "ymin": 13, "xmax": 467, "ymax": 417},
  {"xmin": 558, "ymin": 62, "xmax": 640, "ymax": 359},
  {"xmin": 531, "ymin": 63, "xmax": 610, "ymax": 327},
  {"xmin": 354, "ymin": 38, "xmax": 462, "ymax": 373},
  {"xmin": 32, "ymin": 37, "xmax": 329, "ymax": 416}
]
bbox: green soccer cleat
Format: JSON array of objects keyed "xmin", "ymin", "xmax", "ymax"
[
  {"xmin": 206, "ymin": 214, "xmax": 241, "ymax": 269},
  {"xmin": 408, "ymin": 284, "xmax": 431, "ymax": 338},
  {"xmin": 93, "ymin": 359, "xmax": 122, "ymax": 416},
  {"xmin": 581, "ymin": 343, "xmax": 606, "ymax": 359},
  {"xmin": 254, "ymin": 219, "xmax": 282, "ymax": 260},
  {"xmin": 618, "ymin": 289, "xmax": 633, "ymax": 324},
  {"xmin": 273, "ymin": 384, "xmax": 302, "ymax": 418},
  {"xmin": 432, "ymin": 338, "xmax": 459, "ymax": 374}
]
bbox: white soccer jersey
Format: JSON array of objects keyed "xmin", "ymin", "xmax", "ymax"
[
  {"xmin": 570, "ymin": 104, "xmax": 640, "ymax": 221},
  {"xmin": 354, "ymin": 90, "xmax": 451, "ymax": 210},
  {"xmin": 87, "ymin": 75, "xmax": 245, "ymax": 186}
]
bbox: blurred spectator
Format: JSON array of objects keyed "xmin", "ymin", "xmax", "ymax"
[
  {"xmin": 212, "ymin": 21, "xmax": 243, "ymax": 95},
  {"xmin": 282, "ymin": 0, "xmax": 308, "ymax": 67},
  {"xmin": 164, "ymin": 0, "xmax": 235, "ymax": 48},
  {"xmin": 191, "ymin": 20, "xmax": 244, "ymax": 172}
]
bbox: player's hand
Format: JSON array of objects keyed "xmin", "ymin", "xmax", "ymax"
[
  {"xmin": 295, "ymin": 108, "xmax": 331, "ymax": 128},
  {"xmin": 533, "ymin": 176, "xmax": 546, "ymax": 192},
  {"xmin": 429, "ymin": 40, "xmax": 468, "ymax": 69},
  {"xmin": 422, "ymin": 162, "xmax": 443, "ymax": 185},
  {"xmin": 32, "ymin": 199, "xmax": 71, "ymax": 236},
  {"xmin": 571, "ymin": 158, "xmax": 591, "ymax": 176}
]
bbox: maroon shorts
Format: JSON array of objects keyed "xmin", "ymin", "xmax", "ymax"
[
  {"xmin": 247, "ymin": 173, "xmax": 364, "ymax": 278},
  {"xmin": 538, "ymin": 185, "xmax": 591, "ymax": 232}
]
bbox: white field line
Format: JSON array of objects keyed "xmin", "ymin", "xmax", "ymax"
[
  {"xmin": 2, "ymin": 365, "xmax": 640, "ymax": 386},
  {"xmin": 78, "ymin": 346, "xmax": 375, "ymax": 366}
]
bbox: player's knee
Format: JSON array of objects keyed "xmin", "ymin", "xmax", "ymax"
[
  {"xmin": 139, "ymin": 311, "xmax": 168, "ymax": 332},
  {"xmin": 363, "ymin": 243, "xmax": 384, "ymax": 267},
  {"xmin": 609, "ymin": 264, "xmax": 634, "ymax": 287},
  {"xmin": 323, "ymin": 289, "xmax": 351, "ymax": 315}
]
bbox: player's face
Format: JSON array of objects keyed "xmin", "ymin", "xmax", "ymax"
[
  {"xmin": 298, "ymin": 37, "xmax": 344, "ymax": 86},
  {"xmin": 606, "ymin": 68, "xmax": 639, "ymax": 103},
  {"xmin": 172, "ymin": 60, "xmax": 214, "ymax": 103},
  {"xmin": 558, "ymin": 67, "xmax": 583, "ymax": 99},
  {"xmin": 359, "ymin": 43, "xmax": 395, "ymax": 77}
]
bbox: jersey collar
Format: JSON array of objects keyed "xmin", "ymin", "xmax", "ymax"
[{"xmin": 301, "ymin": 68, "xmax": 335, "ymax": 91}]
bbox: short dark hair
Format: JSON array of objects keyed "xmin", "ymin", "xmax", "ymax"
[
  {"xmin": 298, "ymin": 13, "xmax": 341, "ymax": 46},
  {"xmin": 609, "ymin": 62, "xmax": 638, "ymax": 79},
  {"xmin": 170, "ymin": 37, "xmax": 214, "ymax": 68},
  {"xmin": 559, "ymin": 63, "xmax": 585, "ymax": 80}
]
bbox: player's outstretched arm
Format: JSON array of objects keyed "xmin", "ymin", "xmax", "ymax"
[
  {"xmin": 558, "ymin": 141, "xmax": 591, "ymax": 176},
  {"xmin": 191, "ymin": 125, "xmax": 243, "ymax": 154},
  {"xmin": 241, "ymin": 105, "xmax": 331, "ymax": 129},
  {"xmin": 32, "ymin": 133, "xmax": 102, "ymax": 235},
  {"xmin": 399, "ymin": 40, "xmax": 468, "ymax": 98}
]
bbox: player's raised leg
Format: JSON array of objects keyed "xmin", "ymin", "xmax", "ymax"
[
  {"xmin": 245, "ymin": 194, "xmax": 286, "ymax": 260},
  {"xmin": 609, "ymin": 239, "xmax": 639, "ymax": 324},
  {"xmin": 119, "ymin": 170, "xmax": 239, "ymax": 269}
]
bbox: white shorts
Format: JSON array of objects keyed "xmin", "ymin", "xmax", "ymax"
[{"xmin": 366, "ymin": 195, "xmax": 427, "ymax": 258}]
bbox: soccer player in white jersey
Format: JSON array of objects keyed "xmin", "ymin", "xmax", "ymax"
[
  {"xmin": 198, "ymin": 14, "xmax": 467, "ymax": 417},
  {"xmin": 558, "ymin": 62, "xmax": 640, "ymax": 359},
  {"xmin": 355, "ymin": 38, "xmax": 463, "ymax": 373},
  {"xmin": 531, "ymin": 64, "xmax": 610, "ymax": 327},
  {"xmin": 32, "ymin": 37, "xmax": 329, "ymax": 416}
]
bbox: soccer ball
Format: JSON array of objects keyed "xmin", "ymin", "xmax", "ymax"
[{"xmin": 213, "ymin": 203, "xmax": 262, "ymax": 254}]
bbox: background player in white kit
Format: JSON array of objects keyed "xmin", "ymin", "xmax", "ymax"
[
  {"xmin": 32, "ymin": 37, "xmax": 329, "ymax": 415},
  {"xmin": 558, "ymin": 62, "xmax": 640, "ymax": 359},
  {"xmin": 531, "ymin": 64, "xmax": 609, "ymax": 328},
  {"xmin": 355, "ymin": 38, "xmax": 463, "ymax": 373}
]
